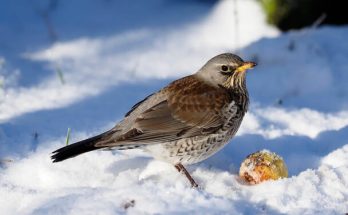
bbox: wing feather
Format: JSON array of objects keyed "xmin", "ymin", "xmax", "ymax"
[{"xmin": 97, "ymin": 75, "xmax": 234, "ymax": 147}]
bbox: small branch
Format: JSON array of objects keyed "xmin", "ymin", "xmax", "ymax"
[
  {"xmin": 56, "ymin": 66, "xmax": 65, "ymax": 85},
  {"xmin": 233, "ymin": 0, "xmax": 239, "ymax": 52},
  {"xmin": 41, "ymin": 11, "xmax": 58, "ymax": 42},
  {"xmin": 311, "ymin": 13, "xmax": 327, "ymax": 29},
  {"xmin": 30, "ymin": 0, "xmax": 59, "ymax": 43},
  {"xmin": 65, "ymin": 128, "xmax": 71, "ymax": 146}
]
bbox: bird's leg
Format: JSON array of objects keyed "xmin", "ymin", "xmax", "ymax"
[{"xmin": 174, "ymin": 163, "xmax": 199, "ymax": 188}]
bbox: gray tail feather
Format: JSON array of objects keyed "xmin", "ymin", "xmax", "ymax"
[{"xmin": 51, "ymin": 131, "xmax": 109, "ymax": 163}]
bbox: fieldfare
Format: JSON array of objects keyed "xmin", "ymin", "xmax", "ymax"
[{"xmin": 51, "ymin": 53, "xmax": 256, "ymax": 187}]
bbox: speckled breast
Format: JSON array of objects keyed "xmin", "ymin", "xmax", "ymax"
[{"xmin": 145, "ymin": 102, "xmax": 246, "ymax": 165}]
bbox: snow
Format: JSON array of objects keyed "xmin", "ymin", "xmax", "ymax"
[{"xmin": 1, "ymin": 0, "xmax": 348, "ymax": 214}]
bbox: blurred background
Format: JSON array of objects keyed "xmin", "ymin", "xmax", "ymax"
[
  {"xmin": 261, "ymin": 0, "xmax": 348, "ymax": 30},
  {"xmin": 1, "ymin": 0, "xmax": 348, "ymax": 164}
]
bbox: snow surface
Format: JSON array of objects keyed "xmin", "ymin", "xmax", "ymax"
[{"xmin": 1, "ymin": 0, "xmax": 348, "ymax": 214}]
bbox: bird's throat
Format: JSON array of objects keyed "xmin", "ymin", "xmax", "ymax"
[{"xmin": 224, "ymin": 73, "xmax": 247, "ymax": 90}]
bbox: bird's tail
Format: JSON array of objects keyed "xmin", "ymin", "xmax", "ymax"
[{"xmin": 51, "ymin": 131, "xmax": 109, "ymax": 162}]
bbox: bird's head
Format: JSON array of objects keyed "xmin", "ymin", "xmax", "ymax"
[{"xmin": 196, "ymin": 53, "xmax": 256, "ymax": 89}]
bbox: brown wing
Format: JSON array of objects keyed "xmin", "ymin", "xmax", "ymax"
[{"xmin": 112, "ymin": 75, "xmax": 232, "ymax": 144}]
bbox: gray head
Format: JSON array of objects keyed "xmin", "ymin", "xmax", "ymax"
[{"xmin": 196, "ymin": 53, "xmax": 256, "ymax": 89}]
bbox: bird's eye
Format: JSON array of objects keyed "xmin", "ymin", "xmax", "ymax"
[{"xmin": 221, "ymin": 65, "xmax": 228, "ymax": 72}]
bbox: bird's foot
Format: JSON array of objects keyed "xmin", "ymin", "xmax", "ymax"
[{"xmin": 174, "ymin": 163, "xmax": 199, "ymax": 189}]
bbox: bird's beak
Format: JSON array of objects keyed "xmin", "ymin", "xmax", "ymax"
[{"xmin": 236, "ymin": 61, "xmax": 257, "ymax": 72}]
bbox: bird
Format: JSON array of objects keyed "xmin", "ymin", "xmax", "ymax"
[{"xmin": 51, "ymin": 53, "xmax": 256, "ymax": 188}]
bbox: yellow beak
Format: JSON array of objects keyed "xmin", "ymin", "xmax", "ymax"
[{"xmin": 236, "ymin": 61, "xmax": 257, "ymax": 72}]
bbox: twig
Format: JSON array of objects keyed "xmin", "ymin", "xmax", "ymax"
[
  {"xmin": 311, "ymin": 13, "xmax": 327, "ymax": 29},
  {"xmin": 286, "ymin": 13, "xmax": 327, "ymax": 53},
  {"xmin": 65, "ymin": 128, "xmax": 71, "ymax": 146},
  {"xmin": 233, "ymin": 0, "xmax": 239, "ymax": 52},
  {"xmin": 41, "ymin": 11, "xmax": 58, "ymax": 42},
  {"xmin": 56, "ymin": 67, "xmax": 65, "ymax": 85},
  {"xmin": 30, "ymin": 0, "xmax": 59, "ymax": 43}
]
